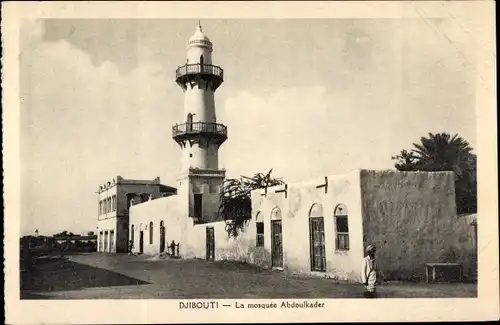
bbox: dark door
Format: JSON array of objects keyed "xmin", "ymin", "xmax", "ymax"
[
  {"xmin": 206, "ymin": 227, "xmax": 215, "ymax": 260},
  {"xmin": 194, "ymin": 193, "xmax": 203, "ymax": 220},
  {"xmin": 271, "ymin": 220, "xmax": 283, "ymax": 268},
  {"xmin": 309, "ymin": 217, "xmax": 326, "ymax": 272},
  {"xmin": 160, "ymin": 221, "xmax": 166, "ymax": 253},
  {"xmin": 104, "ymin": 231, "xmax": 108, "ymax": 253},
  {"xmin": 110, "ymin": 231, "xmax": 115, "ymax": 253},
  {"xmin": 139, "ymin": 231, "xmax": 144, "ymax": 254}
]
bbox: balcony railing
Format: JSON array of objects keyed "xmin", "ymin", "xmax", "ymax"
[
  {"xmin": 176, "ymin": 63, "xmax": 224, "ymax": 80},
  {"xmin": 172, "ymin": 122, "xmax": 227, "ymax": 138}
]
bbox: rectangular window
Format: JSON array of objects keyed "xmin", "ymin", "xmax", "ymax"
[
  {"xmin": 99, "ymin": 201, "xmax": 102, "ymax": 215},
  {"xmin": 107, "ymin": 198, "xmax": 111, "ymax": 213},
  {"xmin": 256, "ymin": 222, "xmax": 264, "ymax": 247},
  {"xmin": 336, "ymin": 216, "xmax": 349, "ymax": 250},
  {"xmin": 112, "ymin": 195, "xmax": 117, "ymax": 212}
]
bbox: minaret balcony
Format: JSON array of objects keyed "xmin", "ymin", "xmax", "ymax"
[
  {"xmin": 175, "ymin": 63, "xmax": 224, "ymax": 90},
  {"xmin": 172, "ymin": 122, "xmax": 228, "ymax": 146}
]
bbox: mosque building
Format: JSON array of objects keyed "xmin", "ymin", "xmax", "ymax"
[{"xmin": 95, "ymin": 23, "xmax": 477, "ymax": 282}]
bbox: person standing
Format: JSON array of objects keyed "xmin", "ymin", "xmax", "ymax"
[
  {"xmin": 128, "ymin": 240, "xmax": 134, "ymax": 255},
  {"xmin": 361, "ymin": 244, "xmax": 384, "ymax": 298}
]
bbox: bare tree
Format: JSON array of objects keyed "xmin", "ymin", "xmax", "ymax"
[{"xmin": 219, "ymin": 169, "xmax": 286, "ymax": 237}]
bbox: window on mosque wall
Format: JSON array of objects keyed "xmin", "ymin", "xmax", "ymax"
[
  {"xmin": 334, "ymin": 204, "xmax": 349, "ymax": 250},
  {"xmin": 112, "ymin": 195, "xmax": 117, "ymax": 212},
  {"xmin": 256, "ymin": 222, "xmax": 264, "ymax": 247},
  {"xmin": 255, "ymin": 212, "xmax": 264, "ymax": 247}
]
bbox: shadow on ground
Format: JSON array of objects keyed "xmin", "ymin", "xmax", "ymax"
[{"xmin": 21, "ymin": 258, "xmax": 150, "ymax": 298}]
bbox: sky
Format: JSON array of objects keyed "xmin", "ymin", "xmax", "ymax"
[{"xmin": 19, "ymin": 18, "xmax": 477, "ymax": 236}]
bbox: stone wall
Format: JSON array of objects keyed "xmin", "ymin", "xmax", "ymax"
[{"xmin": 360, "ymin": 170, "xmax": 477, "ymax": 280}]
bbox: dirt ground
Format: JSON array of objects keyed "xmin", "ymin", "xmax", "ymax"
[{"xmin": 21, "ymin": 253, "xmax": 477, "ymax": 299}]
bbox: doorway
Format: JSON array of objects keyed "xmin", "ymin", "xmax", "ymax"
[
  {"xmin": 99, "ymin": 231, "xmax": 103, "ymax": 252},
  {"xmin": 187, "ymin": 113, "xmax": 193, "ymax": 132},
  {"xmin": 104, "ymin": 231, "xmax": 108, "ymax": 253},
  {"xmin": 206, "ymin": 227, "xmax": 215, "ymax": 260},
  {"xmin": 160, "ymin": 221, "xmax": 166, "ymax": 253},
  {"xmin": 194, "ymin": 193, "xmax": 203, "ymax": 221},
  {"xmin": 139, "ymin": 231, "xmax": 144, "ymax": 254},
  {"xmin": 109, "ymin": 230, "xmax": 115, "ymax": 253},
  {"xmin": 271, "ymin": 220, "xmax": 283, "ymax": 268},
  {"xmin": 309, "ymin": 217, "xmax": 326, "ymax": 272}
]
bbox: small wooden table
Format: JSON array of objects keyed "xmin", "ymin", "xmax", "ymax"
[{"xmin": 425, "ymin": 263, "xmax": 463, "ymax": 282}]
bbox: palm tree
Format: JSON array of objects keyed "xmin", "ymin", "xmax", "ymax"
[
  {"xmin": 392, "ymin": 132, "xmax": 477, "ymax": 214},
  {"xmin": 412, "ymin": 133, "xmax": 474, "ymax": 174}
]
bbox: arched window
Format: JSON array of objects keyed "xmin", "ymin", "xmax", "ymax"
[
  {"xmin": 309, "ymin": 203, "xmax": 323, "ymax": 218},
  {"xmin": 200, "ymin": 54, "xmax": 204, "ymax": 66},
  {"xmin": 149, "ymin": 222, "xmax": 154, "ymax": 244},
  {"xmin": 271, "ymin": 207, "xmax": 282, "ymax": 220},
  {"xmin": 255, "ymin": 212, "xmax": 264, "ymax": 247},
  {"xmin": 334, "ymin": 204, "xmax": 349, "ymax": 250}
]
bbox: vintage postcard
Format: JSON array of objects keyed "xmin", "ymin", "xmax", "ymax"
[{"xmin": 3, "ymin": 1, "xmax": 498, "ymax": 323}]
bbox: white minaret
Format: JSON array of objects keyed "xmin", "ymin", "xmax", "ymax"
[{"xmin": 173, "ymin": 22, "xmax": 227, "ymax": 222}]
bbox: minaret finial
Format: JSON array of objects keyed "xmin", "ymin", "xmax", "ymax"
[{"xmin": 198, "ymin": 20, "xmax": 202, "ymax": 32}]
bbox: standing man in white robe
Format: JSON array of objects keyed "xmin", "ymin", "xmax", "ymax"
[{"xmin": 361, "ymin": 244, "xmax": 384, "ymax": 298}]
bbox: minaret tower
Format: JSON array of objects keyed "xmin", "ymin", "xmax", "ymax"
[{"xmin": 172, "ymin": 22, "xmax": 227, "ymax": 223}]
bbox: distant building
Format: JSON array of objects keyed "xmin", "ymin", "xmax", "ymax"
[{"xmin": 96, "ymin": 176, "xmax": 177, "ymax": 253}]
